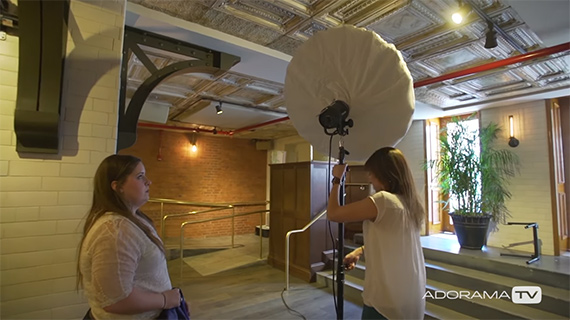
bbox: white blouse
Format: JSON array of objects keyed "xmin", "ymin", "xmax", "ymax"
[
  {"xmin": 363, "ymin": 191, "xmax": 426, "ymax": 319},
  {"xmin": 80, "ymin": 212, "xmax": 172, "ymax": 319}
]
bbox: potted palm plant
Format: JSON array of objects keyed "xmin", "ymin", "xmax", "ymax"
[{"xmin": 428, "ymin": 116, "xmax": 521, "ymax": 249}]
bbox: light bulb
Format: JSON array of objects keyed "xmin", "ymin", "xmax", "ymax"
[
  {"xmin": 452, "ymin": 12, "xmax": 463, "ymax": 24},
  {"xmin": 191, "ymin": 144, "xmax": 197, "ymax": 152}
]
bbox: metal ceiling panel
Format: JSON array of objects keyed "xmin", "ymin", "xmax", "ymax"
[{"xmin": 128, "ymin": 0, "xmax": 569, "ymax": 140}]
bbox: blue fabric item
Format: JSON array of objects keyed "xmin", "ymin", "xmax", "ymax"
[
  {"xmin": 82, "ymin": 289, "xmax": 190, "ymax": 320},
  {"xmin": 361, "ymin": 304, "xmax": 387, "ymax": 320},
  {"xmin": 82, "ymin": 309, "xmax": 93, "ymax": 320},
  {"xmin": 157, "ymin": 288, "xmax": 190, "ymax": 320}
]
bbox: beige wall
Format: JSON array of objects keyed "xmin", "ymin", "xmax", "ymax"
[
  {"xmin": 481, "ymin": 101, "xmax": 555, "ymax": 255},
  {"xmin": 267, "ymin": 135, "xmax": 311, "ymax": 208},
  {"xmin": 0, "ymin": 1, "xmax": 126, "ymax": 318},
  {"xmin": 271, "ymin": 134, "xmax": 312, "ymax": 163}
]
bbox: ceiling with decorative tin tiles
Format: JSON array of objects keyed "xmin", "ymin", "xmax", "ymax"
[{"xmin": 126, "ymin": 0, "xmax": 570, "ymax": 140}]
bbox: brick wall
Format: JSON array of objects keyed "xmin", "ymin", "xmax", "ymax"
[
  {"xmin": 119, "ymin": 129, "xmax": 268, "ymax": 239},
  {"xmin": 481, "ymin": 101, "xmax": 555, "ymax": 255},
  {"xmin": 0, "ymin": 1, "xmax": 126, "ymax": 318}
]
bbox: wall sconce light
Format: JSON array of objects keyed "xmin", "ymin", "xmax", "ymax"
[
  {"xmin": 215, "ymin": 102, "xmax": 223, "ymax": 115},
  {"xmin": 508, "ymin": 115, "xmax": 519, "ymax": 147},
  {"xmin": 189, "ymin": 132, "xmax": 198, "ymax": 152}
]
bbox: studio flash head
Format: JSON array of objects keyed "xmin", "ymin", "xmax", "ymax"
[{"xmin": 318, "ymin": 100, "xmax": 353, "ymax": 136}]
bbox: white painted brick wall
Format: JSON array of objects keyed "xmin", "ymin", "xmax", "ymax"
[
  {"xmin": 0, "ymin": 177, "xmax": 42, "ymax": 191},
  {"xmin": 8, "ymin": 161, "xmax": 61, "ymax": 176},
  {"xmin": 1, "ymin": 248, "xmax": 76, "ymax": 271},
  {"xmin": 481, "ymin": 101, "xmax": 555, "ymax": 255},
  {"xmin": 41, "ymin": 177, "xmax": 92, "ymax": 191},
  {"xmin": 0, "ymin": 160, "xmax": 9, "ymax": 175},
  {"xmin": 60, "ymin": 163, "xmax": 99, "ymax": 178},
  {"xmin": 0, "ymin": 130, "xmax": 14, "ymax": 145},
  {"xmin": 0, "ymin": 0, "xmax": 126, "ymax": 318},
  {"xmin": 0, "ymin": 206, "xmax": 40, "ymax": 222},
  {"xmin": 39, "ymin": 205, "xmax": 91, "ymax": 220},
  {"xmin": 1, "ymin": 192, "xmax": 59, "ymax": 207},
  {"xmin": 1, "ymin": 234, "xmax": 82, "ymax": 255},
  {"xmin": 396, "ymin": 120, "xmax": 427, "ymax": 234}
]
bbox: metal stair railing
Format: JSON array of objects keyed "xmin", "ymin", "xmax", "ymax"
[
  {"xmin": 179, "ymin": 209, "xmax": 271, "ymax": 278},
  {"xmin": 285, "ymin": 208, "xmax": 328, "ymax": 291},
  {"xmin": 148, "ymin": 198, "xmax": 268, "ymax": 239},
  {"xmin": 160, "ymin": 206, "xmax": 232, "ymax": 239},
  {"xmin": 149, "ymin": 198, "xmax": 230, "ymax": 239}
]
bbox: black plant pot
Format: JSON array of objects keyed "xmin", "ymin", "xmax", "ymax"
[{"xmin": 450, "ymin": 213, "xmax": 491, "ymax": 250}]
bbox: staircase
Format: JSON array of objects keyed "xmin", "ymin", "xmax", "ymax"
[{"xmin": 316, "ymin": 242, "xmax": 570, "ymax": 319}]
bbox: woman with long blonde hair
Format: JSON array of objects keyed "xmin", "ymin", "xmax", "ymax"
[{"xmin": 327, "ymin": 147, "xmax": 426, "ymax": 320}]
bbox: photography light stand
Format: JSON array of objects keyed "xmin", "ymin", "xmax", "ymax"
[{"xmin": 318, "ymin": 100, "xmax": 353, "ymax": 320}]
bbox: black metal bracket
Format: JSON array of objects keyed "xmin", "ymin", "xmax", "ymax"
[
  {"xmin": 13, "ymin": 0, "xmax": 69, "ymax": 154},
  {"xmin": 118, "ymin": 26, "xmax": 240, "ymax": 150},
  {"xmin": 0, "ymin": 0, "xmax": 19, "ymax": 36},
  {"xmin": 500, "ymin": 222, "xmax": 541, "ymax": 264}
]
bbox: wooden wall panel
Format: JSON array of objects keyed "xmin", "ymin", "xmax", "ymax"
[{"xmin": 268, "ymin": 162, "xmax": 337, "ymax": 282}]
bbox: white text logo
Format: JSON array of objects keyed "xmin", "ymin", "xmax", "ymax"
[
  {"xmin": 423, "ymin": 286, "xmax": 542, "ymax": 305},
  {"xmin": 423, "ymin": 290, "xmax": 510, "ymax": 300},
  {"xmin": 511, "ymin": 286, "xmax": 542, "ymax": 304}
]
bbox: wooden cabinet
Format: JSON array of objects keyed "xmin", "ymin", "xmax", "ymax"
[{"xmin": 268, "ymin": 161, "xmax": 337, "ymax": 282}]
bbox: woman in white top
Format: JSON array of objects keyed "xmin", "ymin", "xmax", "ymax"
[
  {"xmin": 77, "ymin": 155, "xmax": 181, "ymax": 319},
  {"xmin": 327, "ymin": 147, "xmax": 426, "ymax": 320}
]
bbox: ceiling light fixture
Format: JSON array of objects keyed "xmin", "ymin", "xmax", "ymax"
[
  {"xmin": 451, "ymin": 12, "xmax": 463, "ymax": 24},
  {"xmin": 215, "ymin": 102, "xmax": 223, "ymax": 115},
  {"xmin": 462, "ymin": 0, "xmax": 526, "ymax": 53},
  {"xmin": 484, "ymin": 20, "xmax": 498, "ymax": 49},
  {"xmin": 451, "ymin": 0, "xmax": 471, "ymax": 24}
]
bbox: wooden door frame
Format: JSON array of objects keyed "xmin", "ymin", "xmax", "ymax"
[
  {"xmin": 546, "ymin": 98, "xmax": 569, "ymax": 255},
  {"xmin": 438, "ymin": 114, "xmax": 477, "ymax": 232},
  {"xmin": 424, "ymin": 118, "xmax": 445, "ymax": 235}
]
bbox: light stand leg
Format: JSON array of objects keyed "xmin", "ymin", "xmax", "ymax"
[
  {"xmin": 336, "ymin": 146, "xmax": 346, "ymax": 320},
  {"xmin": 337, "ymin": 221, "xmax": 344, "ymax": 320}
]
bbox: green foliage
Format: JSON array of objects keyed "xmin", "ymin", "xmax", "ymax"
[{"xmin": 427, "ymin": 116, "xmax": 521, "ymax": 228}]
